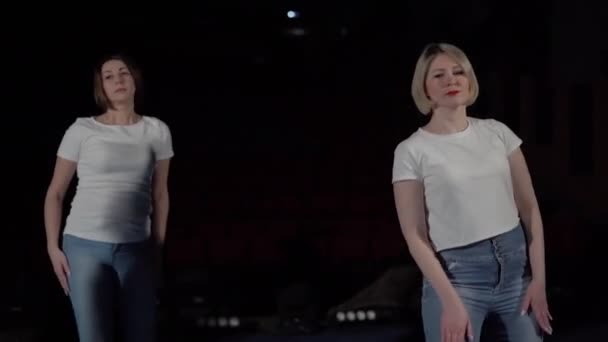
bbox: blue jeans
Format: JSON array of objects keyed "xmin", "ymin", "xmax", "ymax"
[
  {"xmin": 62, "ymin": 234, "xmax": 157, "ymax": 342},
  {"xmin": 421, "ymin": 225, "xmax": 543, "ymax": 341}
]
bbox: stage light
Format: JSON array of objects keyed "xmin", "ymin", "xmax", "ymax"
[
  {"xmin": 218, "ymin": 317, "xmax": 229, "ymax": 327},
  {"xmin": 287, "ymin": 10, "xmax": 300, "ymax": 19},
  {"xmin": 329, "ymin": 307, "xmax": 404, "ymax": 326},
  {"xmin": 229, "ymin": 317, "xmax": 240, "ymax": 327},
  {"xmin": 193, "ymin": 315, "xmax": 245, "ymax": 330}
]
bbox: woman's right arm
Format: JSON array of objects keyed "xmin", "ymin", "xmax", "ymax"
[
  {"xmin": 393, "ymin": 180, "xmax": 460, "ymax": 305},
  {"xmin": 44, "ymin": 157, "xmax": 77, "ymax": 295},
  {"xmin": 44, "ymin": 157, "xmax": 77, "ymax": 250},
  {"xmin": 394, "ymin": 180, "xmax": 474, "ymax": 340}
]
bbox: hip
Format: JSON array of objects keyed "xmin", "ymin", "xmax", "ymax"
[{"xmin": 426, "ymin": 225, "xmax": 531, "ymax": 289}]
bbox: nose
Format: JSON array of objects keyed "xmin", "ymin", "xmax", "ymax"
[{"xmin": 444, "ymin": 73, "xmax": 457, "ymax": 86}]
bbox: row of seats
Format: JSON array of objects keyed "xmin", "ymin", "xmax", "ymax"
[
  {"xmin": 164, "ymin": 203, "xmax": 591, "ymax": 268},
  {"xmin": 165, "ymin": 218, "xmax": 407, "ymax": 267},
  {"xmin": 168, "ymin": 192, "xmax": 396, "ymax": 222}
]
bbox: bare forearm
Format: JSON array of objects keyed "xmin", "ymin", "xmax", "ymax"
[
  {"xmin": 406, "ymin": 231, "xmax": 460, "ymax": 305},
  {"xmin": 393, "ymin": 182, "xmax": 459, "ymax": 305},
  {"xmin": 44, "ymin": 192, "xmax": 64, "ymax": 250},
  {"xmin": 520, "ymin": 206, "xmax": 546, "ymax": 283},
  {"xmin": 151, "ymin": 193, "xmax": 169, "ymax": 247},
  {"xmin": 508, "ymin": 149, "xmax": 546, "ymax": 284}
]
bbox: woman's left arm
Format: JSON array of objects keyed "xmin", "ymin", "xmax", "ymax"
[
  {"xmin": 508, "ymin": 147, "xmax": 553, "ymax": 335},
  {"xmin": 509, "ymin": 148, "xmax": 545, "ymax": 284},
  {"xmin": 152, "ymin": 159, "xmax": 171, "ymax": 248}
]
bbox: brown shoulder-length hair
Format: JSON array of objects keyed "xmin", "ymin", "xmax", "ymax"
[{"xmin": 93, "ymin": 53, "xmax": 143, "ymax": 111}]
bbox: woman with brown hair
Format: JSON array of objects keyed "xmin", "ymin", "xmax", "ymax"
[{"xmin": 43, "ymin": 53, "xmax": 174, "ymax": 342}]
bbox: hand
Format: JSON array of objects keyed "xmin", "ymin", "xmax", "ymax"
[
  {"xmin": 441, "ymin": 298, "xmax": 474, "ymax": 342},
  {"xmin": 48, "ymin": 247, "xmax": 70, "ymax": 296},
  {"xmin": 521, "ymin": 278, "xmax": 553, "ymax": 335}
]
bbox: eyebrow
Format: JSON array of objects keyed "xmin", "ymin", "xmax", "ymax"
[
  {"xmin": 429, "ymin": 65, "xmax": 463, "ymax": 73},
  {"xmin": 102, "ymin": 67, "xmax": 128, "ymax": 74}
]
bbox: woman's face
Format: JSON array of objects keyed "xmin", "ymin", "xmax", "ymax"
[
  {"xmin": 101, "ymin": 59, "xmax": 136, "ymax": 106},
  {"xmin": 424, "ymin": 53, "xmax": 470, "ymax": 111}
]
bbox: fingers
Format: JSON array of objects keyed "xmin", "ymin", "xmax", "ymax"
[
  {"xmin": 466, "ymin": 319, "xmax": 474, "ymax": 341},
  {"xmin": 442, "ymin": 328, "xmax": 467, "ymax": 342},
  {"xmin": 55, "ymin": 267, "xmax": 69, "ymax": 295},
  {"xmin": 520, "ymin": 293, "xmax": 531, "ymax": 315},
  {"xmin": 54, "ymin": 257, "xmax": 71, "ymax": 296},
  {"xmin": 59, "ymin": 275, "xmax": 69, "ymax": 295},
  {"xmin": 61, "ymin": 261, "xmax": 71, "ymax": 295},
  {"xmin": 62, "ymin": 258, "xmax": 71, "ymax": 278},
  {"xmin": 533, "ymin": 307, "xmax": 553, "ymax": 335},
  {"xmin": 441, "ymin": 327, "xmax": 454, "ymax": 342}
]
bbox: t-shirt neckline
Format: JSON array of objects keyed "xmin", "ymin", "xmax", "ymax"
[
  {"xmin": 418, "ymin": 118, "xmax": 472, "ymax": 139},
  {"xmin": 91, "ymin": 115, "xmax": 145, "ymax": 127}
]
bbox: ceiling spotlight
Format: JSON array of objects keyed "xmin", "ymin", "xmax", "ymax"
[{"xmin": 287, "ymin": 10, "xmax": 300, "ymax": 19}]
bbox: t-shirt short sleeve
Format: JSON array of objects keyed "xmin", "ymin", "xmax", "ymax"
[
  {"xmin": 392, "ymin": 141, "xmax": 422, "ymax": 183},
  {"xmin": 57, "ymin": 121, "xmax": 84, "ymax": 162},
  {"xmin": 488, "ymin": 119, "xmax": 522, "ymax": 156},
  {"xmin": 153, "ymin": 120, "xmax": 174, "ymax": 161}
]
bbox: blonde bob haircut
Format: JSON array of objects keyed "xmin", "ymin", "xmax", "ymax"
[{"xmin": 411, "ymin": 43, "xmax": 479, "ymax": 115}]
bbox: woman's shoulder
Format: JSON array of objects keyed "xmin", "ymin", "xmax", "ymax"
[
  {"xmin": 142, "ymin": 115, "xmax": 170, "ymax": 129},
  {"xmin": 393, "ymin": 129, "xmax": 427, "ymax": 157},
  {"xmin": 469, "ymin": 116, "xmax": 508, "ymax": 130},
  {"xmin": 469, "ymin": 116, "xmax": 518, "ymax": 138},
  {"xmin": 64, "ymin": 116, "xmax": 96, "ymax": 131}
]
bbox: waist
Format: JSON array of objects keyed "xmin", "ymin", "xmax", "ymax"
[
  {"xmin": 70, "ymin": 189, "xmax": 151, "ymax": 214},
  {"xmin": 63, "ymin": 217, "xmax": 151, "ymax": 244},
  {"xmin": 437, "ymin": 224, "xmax": 527, "ymax": 262}
]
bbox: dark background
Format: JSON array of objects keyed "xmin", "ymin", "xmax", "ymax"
[{"xmin": 3, "ymin": 1, "xmax": 607, "ymax": 340}]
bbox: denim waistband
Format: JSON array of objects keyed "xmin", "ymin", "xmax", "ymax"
[{"xmin": 437, "ymin": 225, "xmax": 527, "ymax": 262}]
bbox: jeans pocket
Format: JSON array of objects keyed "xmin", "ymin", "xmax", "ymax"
[{"xmin": 441, "ymin": 257, "xmax": 462, "ymax": 280}]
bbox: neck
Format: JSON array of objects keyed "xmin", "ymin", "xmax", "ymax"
[
  {"xmin": 426, "ymin": 105, "xmax": 468, "ymax": 134},
  {"xmin": 103, "ymin": 103, "xmax": 139, "ymax": 125}
]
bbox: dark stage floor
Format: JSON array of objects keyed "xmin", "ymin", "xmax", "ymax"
[{"xmin": 2, "ymin": 257, "xmax": 604, "ymax": 342}]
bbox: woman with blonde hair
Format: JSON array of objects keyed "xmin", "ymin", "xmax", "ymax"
[{"xmin": 392, "ymin": 43, "xmax": 552, "ymax": 341}]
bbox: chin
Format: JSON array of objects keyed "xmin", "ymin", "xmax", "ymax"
[
  {"xmin": 439, "ymin": 101, "xmax": 466, "ymax": 109},
  {"xmin": 110, "ymin": 95, "xmax": 133, "ymax": 103}
]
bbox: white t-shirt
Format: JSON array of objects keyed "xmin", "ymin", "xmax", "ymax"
[
  {"xmin": 392, "ymin": 117, "xmax": 522, "ymax": 252},
  {"xmin": 57, "ymin": 116, "xmax": 174, "ymax": 243}
]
